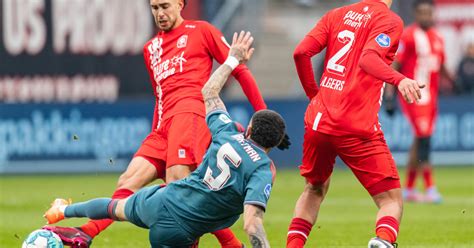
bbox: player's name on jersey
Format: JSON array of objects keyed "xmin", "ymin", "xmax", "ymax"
[
  {"xmin": 232, "ymin": 134, "xmax": 262, "ymax": 162},
  {"xmin": 320, "ymin": 76, "xmax": 345, "ymax": 91}
]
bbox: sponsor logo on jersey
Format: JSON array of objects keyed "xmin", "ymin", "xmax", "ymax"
[
  {"xmin": 185, "ymin": 24, "xmax": 196, "ymax": 29},
  {"xmin": 178, "ymin": 149, "xmax": 186, "ymax": 158},
  {"xmin": 264, "ymin": 184, "xmax": 272, "ymax": 199},
  {"xmin": 376, "ymin": 33, "xmax": 391, "ymax": 47},
  {"xmin": 343, "ymin": 10, "xmax": 372, "ymax": 29},
  {"xmin": 177, "ymin": 35, "xmax": 188, "ymax": 48}
]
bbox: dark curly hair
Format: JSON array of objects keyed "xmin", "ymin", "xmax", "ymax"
[
  {"xmin": 250, "ymin": 110, "xmax": 286, "ymax": 149},
  {"xmin": 413, "ymin": 0, "xmax": 434, "ymax": 8}
]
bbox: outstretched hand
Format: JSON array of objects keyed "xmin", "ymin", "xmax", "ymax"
[
  {"xmin": 397, "ymin": 78, "xmax": 425, "ymax": 104},
  {"xmin": 229, "ymin": 31, "xmax": 255, "ymax": 64}
]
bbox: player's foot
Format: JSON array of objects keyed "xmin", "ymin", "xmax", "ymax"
[
  {"xmin": 368, "ymin": 237, "xmax": 397, "ymax": 248},
  {"xmin": 402, "ymin": 188, "xmax": 423, "ymax": 202},
  {"xmin": 42, "ymin": 226, "xmax": 92, "ymax": 248},
  {"xmin": 43, "ymin": 198, "xmax": 71, "ymax": 224},
  {"xmin": 424, "ymin": 187, "xmax": 442, "ymax": 204}
]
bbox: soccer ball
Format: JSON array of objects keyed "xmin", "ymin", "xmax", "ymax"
[{"xmin": 22, "ymin": 229, "xmax": 64, "ymax": 248}]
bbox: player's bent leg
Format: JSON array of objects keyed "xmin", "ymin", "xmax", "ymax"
[
  {"xmin": 287, "ymin": 179, "xmax": 330, "ymax": 248},
  {"xmin": 117, "ymin": 156, "xmax": 161, "ymax": 191},
  {"xmin": 44, "ymin": 197, "xmax": 129, "ymax": 222},
  {"xmin": 43, "ymin": 197, "xmax": 130, "ymax": 248},
  {"xmin": 77, "ymin": 156, "xmax": 158, "ymax": 238}
]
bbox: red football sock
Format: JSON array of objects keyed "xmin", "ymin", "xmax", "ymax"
[
  {"xmin": 212, "ymin": 228, "xmax": 242, "ymax": 248},
  {"xmin": 80, "ymin": 188, "xmax": 134, "ymax": 238},
  {"xmin": 375, "ymin": 216, "xmax": 399, "ymax": 244},
  {"xmin": 287, "ymin": 218, "xmax": 313, "ymax": 248},
  {"xmin": 422, "ymin": 166, "xmax": 434, "ymax": 189},
  {"xmin": 406, "ymin": 167, "xmax": 417, "ymax": 189}
]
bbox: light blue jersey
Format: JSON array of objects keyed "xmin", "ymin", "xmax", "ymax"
[{"xmin": 162, "ymin": 110, "xmax": 275, "ymax": 237}]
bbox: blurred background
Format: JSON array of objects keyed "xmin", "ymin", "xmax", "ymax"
[{"xmin": 0, "ymin": 0, "xmax": 473, "ymax": 174}]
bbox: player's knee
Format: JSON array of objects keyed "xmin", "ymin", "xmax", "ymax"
[
  {"xmin": 117, "ymin": 173, "xmax": 132, "ymax": 189},
  {"xmin": 117, "ymin": 171, "xmax": 148, "ymax": 191},
  {"xmin": 305, "ymin": 181, "xmax": 328, "ymax": 197},
  {"xmin": 417, "ymin": 136, "xmax": 431, "ymax": 163},
  {"xmin": 166, "ymin": 165, "xmax": 192, "ymax": 183}
]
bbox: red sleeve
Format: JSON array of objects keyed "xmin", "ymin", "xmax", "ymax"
[
  {"xmin": 359, "ymin": 50, "xmax": 406, "ymax": 86},
  {"xmin": 293, "ymin": 13, "xmax": 329, "ymax": 100},
  {"xmin": 363, "ymin": 13, "xmax": 404, "ymax": 58},
  {"xmin": 143, "ymin": 44, "xmax": 159, "ymax": 131},
  {"xmin": 201, "ymin": 22, "xmax": 267, "ymax": 111}
]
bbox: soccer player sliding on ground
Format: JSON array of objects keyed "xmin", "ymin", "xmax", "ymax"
[
  {"xmin": 286, "ymin": 0, "xmax": 424, "ymax": 247},
  {"xmin": 43, "ymin": 0, "xmax": 286, "ymax": 247},
  {"xmin": 44, "ymin": 31, "xmax": 286, "ymax": 248},
  {"xmin": 384, "ymin": 0, "xmax": 454, "ymax": 203}
]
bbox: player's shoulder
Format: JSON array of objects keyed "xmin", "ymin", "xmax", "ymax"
[
  {"xmin": 142, "ymin": 33, "xmax": 160, "ymax": 53},
  {"xmin": 187, "ymin": 20, "xmax": 216, "ymax": 31},
  {"xmin": 383, "ymin": 8, "xmax": 403, "ymax": 26}
]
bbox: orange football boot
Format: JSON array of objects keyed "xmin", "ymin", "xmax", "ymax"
[{"xmin": 43, "ymin": 198, "xmax": 71, "ymax": 224}]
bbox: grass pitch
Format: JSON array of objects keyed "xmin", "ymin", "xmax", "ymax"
[{"xmin": 1, "ymin": 167, "xmax": 473, "ymax": 247}]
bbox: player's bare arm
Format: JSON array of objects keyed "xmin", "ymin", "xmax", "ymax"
[
  {"xmin": 243, "ymin": 204, "xmax": 270, "ymax": 248},
  {"xmin": 202, "ymin": 31, "xmax": 255, "ymax": 114}
]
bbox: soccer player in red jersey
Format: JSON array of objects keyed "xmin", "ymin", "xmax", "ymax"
[
  {"xmin": 385, "ymin": 0, "xmax": 454, "ymax": 203},
  {"xmin": 286, "ymin": 0, "xmax": 424, "ymax": 247},
  {"xmin": 44, "ymin": 0, "xmax": 267, "ymax": 247}
]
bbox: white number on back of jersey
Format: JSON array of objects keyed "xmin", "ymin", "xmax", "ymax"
[
  {"xmin": 326, "ymin": 30, "xmax": 355, "ymax": 76},
  {"xmin": 203, "ymin": 143, "xmax": 242, "ymax": 191}
]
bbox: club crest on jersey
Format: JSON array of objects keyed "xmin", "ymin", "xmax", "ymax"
[
  {"xmin": 264, "ymin": 184, "xmax": 272, "ymax": 199},
  {"xmin": 376, "ymin": 33, "xmax": 391, "ymax": 48},
  {"xmin": 177, "ymin": 35, "xmax": 188, "ymax": 48}
]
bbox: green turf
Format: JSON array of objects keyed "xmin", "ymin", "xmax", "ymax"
[{"xmin": 1, "ymin": 167, "xmax": 473, "ymax": 247}]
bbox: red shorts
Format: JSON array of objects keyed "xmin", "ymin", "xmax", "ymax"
[
  {"xmin": 134, "ymin": 112, "xmax": 211, "ymax": 180},
  {"xmin": 400, "ymin": 102, "xmax": 437, "ymax": 138},
  {"xmin": 300, "ymin": 129, "xmax": 400, "ymax": 196}
]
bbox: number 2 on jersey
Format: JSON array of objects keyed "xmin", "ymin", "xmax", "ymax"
[
  {"xmin": 203, "ymin": 143, "xmax": 242, "ymax": 191},
  {"xmin": 326, "ymin": 30, "xmax": 355, "ymax": 76}
]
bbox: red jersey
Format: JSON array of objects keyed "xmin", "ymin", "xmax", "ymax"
[
  {"xmin": 294, "ymin": 0, "xmax": 404, "ymax": 136},
  {"xmin": 143, "ymin": 20, "xmax": 266, "ymax": 130},
  {"xmin": 396, "ymin": 24, "xmax": 445, "ymax": 108}
]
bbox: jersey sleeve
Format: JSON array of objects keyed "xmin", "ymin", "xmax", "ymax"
[
  {"xmin": 244, "ymin": 163, "xmax": 274, "ymax": 210},
  {"xmin": 206, "ymin": 110, "xmax": 240, "ymax": 137},
  {"xmin": 363, "ymin": 14, "xmax": 404, "ymax": 60},
  {"xmin": 201, "ymin": 22, "xmax": 267, "ymax": 111},
  {"xmin": 293, "ymin": 12, "xmax": 330, "ymax": 100}
]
